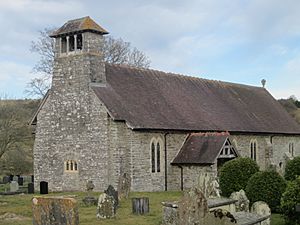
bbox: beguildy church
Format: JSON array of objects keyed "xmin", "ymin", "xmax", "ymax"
[{"xmin": 31, "ymin": 17, "xmax": 300, "ymax": 192}]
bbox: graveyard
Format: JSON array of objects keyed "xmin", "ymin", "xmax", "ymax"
[
  {"xmin": 0, "ymin": 174, "xmax": 286, "ymax": 225},
  {"xmin": 0, "ymin": 190, "xmax": 285, "ymax": 225}
]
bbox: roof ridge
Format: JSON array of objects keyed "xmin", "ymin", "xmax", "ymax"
[{"xmin": 106, "ymin": 63, "xmax": 263, "ymax": 89}]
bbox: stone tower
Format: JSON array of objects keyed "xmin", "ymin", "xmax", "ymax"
[{"xmin": 33, "ymin": 17, "xmax": 111, "ymax": 191}]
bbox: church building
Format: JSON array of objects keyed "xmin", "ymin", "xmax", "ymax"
[{"xmin": 31, "ymin": 17, "xmax": 300, "ymax": 192}]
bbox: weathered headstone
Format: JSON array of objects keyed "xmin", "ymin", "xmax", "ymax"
[
  {"xmin": 32, "ymin": 197, "xmax": 79, "ymax": 225},
  {"xmin": 230, "ymin": 189, "xmax": 250, "ymax": 212},
  {"xmin": 28, "ymin": 183, "xmax": 34, "ymax": 194},
  {"xmin": 117, "ymin": 173, "xmax": 131, "ymax": 200},
  {"xmin": 197, "ymin": 173, "xmax": 220, "ymax": 198},
  {"xmin": 105, "ymin": 185, "xmax": 118, "ymax": 211},
  {"xmin": 178, "ymin": 187, "xmax": 208, "ymax": 225},
  {"xmin": 18, "ymin": 177, "xmax": 24, "ymax": 186},
  {"xmin": 97, "ymin": 193, "xmax": 115, "ymax": 219},
  {"xmin": 132, "ymin": 197, "xmax": 149, "ymax": 215},
  {"xmin": 251, "ymin": 201, "xmax": 271, "ymax": 225},
  {"xmin": 10, "ymin": 181, "xmax": 19, "ymax": 192},
  {"xmin": 3, "ymin": 176, "xmax": 10, "ymax": 184},
  {"xmin": 40, "ymin": 181, "xmax": 48, "ymax": 194}
]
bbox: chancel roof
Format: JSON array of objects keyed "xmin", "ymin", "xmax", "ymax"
[
  {"xmin": 92, "ymin": 63, "xmax": 300, "ymax": 134},
  {"xmin": 50, "ymin": 16, "xmax": 108, "ymax": 38}
]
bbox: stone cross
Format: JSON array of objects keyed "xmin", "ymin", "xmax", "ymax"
[{"xmin": 32, "ymin": 197, "xmax": 79, "ymax": 225}]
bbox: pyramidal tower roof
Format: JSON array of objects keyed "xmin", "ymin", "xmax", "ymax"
[{"xmin": 50, "ymin": 16, "xmax": 109, "ymax": 37}]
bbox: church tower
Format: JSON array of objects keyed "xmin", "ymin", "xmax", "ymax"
[
  {"xmin": 50, "ymin": 16, "xmax": 109, "ymax": 85},
  {"xmin": 33, "ymin": 17, "xmax": 112, "ymax": 191}
]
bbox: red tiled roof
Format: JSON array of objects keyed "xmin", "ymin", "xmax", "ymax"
[
  {"xmin": 171, "ymin": 132, "xmax": 229, "ymax": 165},
  {"xmin": 92, "ymin": 63, "xmax": 300, "ymax": 134}
]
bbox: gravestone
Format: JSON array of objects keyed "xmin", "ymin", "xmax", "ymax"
[
  {"xmin": 28, "ymin": 183, "xmax": 34, "ymax": 194},
  {"xmin": 18, "ymin": 177, "xmax": 24, "ymax": 186},
  {"xmin": 10, "ymin": 181, "xmax": 19, "ymax": 192},
  {"xmin": 197, "ymin": 173, "xmax": 220, "ymax": 198},
  {"xmin": 40, "ymin": 181, "xmax": 48, "ymax": 194},
  {"xmin": 251, "ymin": 201, "xmax": 271, "ymax": 225},
  {"xmin": 230, "ymin": 189, "xmax": 250, "ymax": 212},
  {"xmin": 32, "ymin": 197, "xmax": 79, "ymax": 225},
  {"xmin": 132, "ymin": 197, "xmax": 149, "ymax": 215},
  {"xmin": 105, "ymin": 185, "xmax": 118, "ymax": 211},
  {"xmin": 3, "ymin": 176, "xmax": 10, "ymax": 184},
  {"xmin": 12, "ymin": 176, "xmax": 18, "ymax": 182},
  {"xmin": 117, "ymin": 173, "xmax": 131, "ymax": 200},
  {"xmin": 97, "ymin": 193, "xmax": 115, "ymax": 219}
]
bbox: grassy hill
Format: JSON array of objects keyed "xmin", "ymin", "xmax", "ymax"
[{"xmin": 0, "ymin": 99, "xmax": 39, "ymax": 175}]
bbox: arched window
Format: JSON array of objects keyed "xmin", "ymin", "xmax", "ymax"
[
  {"xmin": 150, "ymin": 138, "xmax": 162, "ymax": 173},
  {"xmin": 157, "ymin": 142, "xmax": 161, "ymax": 172},
  {"xmin": 151, "ymin": 142, "xmax": 155, "ymax": 173},
  {"xmin": 65, "ymin": 160, "xmax": 78, "ymax": 172},
  {"xmin": 289, "ymin": 143, "xmax": 294, "ymax": 157},
  {"xmin": 250, "ymin": 140, "xmax": 257, "ymax": 161}
]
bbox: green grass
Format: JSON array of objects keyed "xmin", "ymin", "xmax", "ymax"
[
  {"xmin": 0, "ymin": 190, "xmax": 286, "ymax": 225},
  {"xmin": 0, "ymin": 191, "xmax": 182, "ymax": 225}
]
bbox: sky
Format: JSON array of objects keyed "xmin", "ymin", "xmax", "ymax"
[{"xmin": 1, "ymin": 0, "xmax": 300, "ymax": 99}]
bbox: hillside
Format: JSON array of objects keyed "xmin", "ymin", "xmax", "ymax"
[
  {"xmin": 0, "ymin": 99, "xmax": 40, "ymax": 175},
  {"xmin": 278, "ymin": 97, "xmax": 300, "ymax": 124}
]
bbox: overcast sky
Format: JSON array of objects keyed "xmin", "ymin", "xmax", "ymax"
[{"xmin": 1, "ymin": 0, "xmax": 300, "ymax": 99}]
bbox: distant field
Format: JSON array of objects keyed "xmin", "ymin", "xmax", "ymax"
[{"xmin": 0, "ymin": 190, "xmax": 285, "ymax": 225}]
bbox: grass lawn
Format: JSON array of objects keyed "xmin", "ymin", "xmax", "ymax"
[
  {"xmin": 0, "ymin": 190, "xmax": 285, "ymax": 225},
  {"xmin": 0, "ymin": 191, "xmax": 182, "ymax": 225}
]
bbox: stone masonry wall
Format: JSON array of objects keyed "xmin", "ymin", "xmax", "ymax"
[{"xmin": 34, "ymin": 32, "xmax": 109, "ymax": 191}]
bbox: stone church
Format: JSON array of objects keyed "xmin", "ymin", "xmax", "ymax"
[{"xmin": 31, "ymin": 16, "xmax": 300, "ymax": 192}]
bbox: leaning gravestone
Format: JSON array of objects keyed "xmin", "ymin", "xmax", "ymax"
[
  {"xmin": 117, "ymin": 173, "xmax": 131, "ymax": 200},
  {"xmin": 105, "ymin": 185, "xmax": 118, "ymax": 211},
  {"xmin": 230, "ymin": 189, "xmax": 250, "ymax": 212},
  {"xmin": 10, "ymin": 181, "xmax": 19, "ymax": 192},
  {"xmin": 97, "ymin": 193, "xmax": 115, "ymax": 219},
  {"xmin": 32, "ymin": 197, "xmax": 79, "ymax": 225}
]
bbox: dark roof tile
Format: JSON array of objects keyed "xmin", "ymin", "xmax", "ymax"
[{"xmin": 92, "ymin": 64, "xmax": 300, "ymax": 134}]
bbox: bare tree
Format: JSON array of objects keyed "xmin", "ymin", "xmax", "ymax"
[
  {"xmin": 0, "ymin": 102, "xmax": 30, "ymax": 159},
  {"xmin": 26, "ymin": 28, "xmax": 151, "ymax": 98}
]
